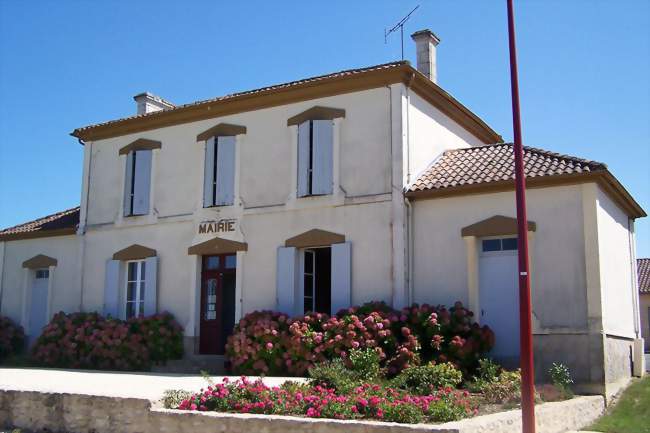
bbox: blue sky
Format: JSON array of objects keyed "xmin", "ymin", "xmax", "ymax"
[{"xmin": 0, "ymin": 0, "xmax": 648, "ymax": 257}]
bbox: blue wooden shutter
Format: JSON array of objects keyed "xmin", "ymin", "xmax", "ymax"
[
  {"xmin": 203, "ymin": 137, "xmax": 216, "ymax": 207},
  {"xmin": 297, "ymin": 121, "xmax": 310, "ymax": 197},
  {"xmin": 123, "ymin": 152, "xmax": 134, "ymax": 216},
  {"xmin": 103, "ymin": 259, "xmax": 120, "ymax": 317},
  {"xmin": 276, "ymin": 246, "xmax": 297, "ymax": 315},
  {"xmin": 215, "ymin": 136, "xmax": 236, "ymax": 206},
  {"xmin": 331, "ymin": 242, "xmax": 351, "ymax": 315},
  {"xmin": 312, "ymin": 120, "xmax": 333, "ymax": 195},
  {"xmin": 143, "ymin": 256, "xmax": 158, "ymax": 316},
  {"xmin": 132, "ymin": 150, "xmax": 152, "ymax": 215}
]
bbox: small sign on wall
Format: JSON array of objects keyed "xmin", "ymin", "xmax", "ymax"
[{"xmin": 198, "ymin": 219, "xmax": 236, "ymax": 234}]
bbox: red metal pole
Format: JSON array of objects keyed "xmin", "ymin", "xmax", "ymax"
[{"xmin": 506, "ymin": 1, "xmax": 536, "ymax": 432}]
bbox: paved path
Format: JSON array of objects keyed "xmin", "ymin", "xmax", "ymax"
[{"xmin": 0, "ymin": 368, "xmax": 300, "ymax": 402}]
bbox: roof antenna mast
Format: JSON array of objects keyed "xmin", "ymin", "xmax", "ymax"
[{"xmin": 385, "ymin": 5, "xmax": 420, "ymax": 60}]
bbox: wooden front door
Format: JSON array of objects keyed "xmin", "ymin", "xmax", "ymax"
[{"xmin": 199, "ymin": 254, "xmax": 236, "ymax": 355}]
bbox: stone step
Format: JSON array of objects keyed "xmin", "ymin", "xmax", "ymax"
[{"xmin": 152, "ymin": 355, "xmax": 228, "ymax": 375}]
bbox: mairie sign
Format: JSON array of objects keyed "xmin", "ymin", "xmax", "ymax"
[{"xmin": 198, "ymin": 219, "xmax": 236, "ymax": 234}]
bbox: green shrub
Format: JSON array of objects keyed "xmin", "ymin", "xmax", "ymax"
[
  {"xmin": 380, "ymin": 401, "xmax": 424, "ymax": 423},
  {"xmin": 0, "ymin": 316, "xmax": 24, "ymax": 361},
  {"xmin": 467, "ymin": 358, "xmax": 501, "ymax": 392},
  {"xmin": 162, "ymin": 389, "xmax": 192, "ymax": 409},
  {"xmin": 349, "ymin": 348, "xmax": 381, "ymax": 380},
  {"xmin": 482, "ymin": 370, "xmax": 522, "ymax": 404},
  {"xmin": 308, "ymin": 359, "xmax": 360, "ymax": 393},
  {"xmin": 548, "ymin": 362, "xmax": 573, "ymax": 398},
  {"xmin": 392, "ymin": 362, "xmax": 463, "ymax": 395}
]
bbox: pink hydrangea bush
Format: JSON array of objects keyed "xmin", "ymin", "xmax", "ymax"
[
  {"xmin": 177, "ymin": 377, "xmax": 476, "ymax": 424},
  {"xmin": 226, "ymin": 301, "xmax": 494, "ymax": 377},
  {"xmin": 0, "ymin": 315, "xmax": 24, "ymax": 361},
  {"xmin": 31, "ymin": 311, "xmax": 183, "ymax": 370}
]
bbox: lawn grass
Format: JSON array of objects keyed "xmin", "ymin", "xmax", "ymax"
[{"xmin": 589, "ymin": 375, "xmax": 650, "ymax": 433}]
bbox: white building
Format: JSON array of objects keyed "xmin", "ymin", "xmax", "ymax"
[{"xmin": 0, "ymin": 30, "xmax": 645, "ymax": 395}]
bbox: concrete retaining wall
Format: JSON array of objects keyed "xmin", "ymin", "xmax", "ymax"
[{"xmin": 0, "ymin": 390, "xmax": 604, "ymax": 433}]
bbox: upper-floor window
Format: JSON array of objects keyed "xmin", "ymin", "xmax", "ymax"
[
  {"xmin": 203, "ymin": 136, "xmax": 236, "ymax": 207},
  {"xmin": 123, "ymin": 150, "xmax": 152, "ymax": 216},
  {"xmin": 297, "ymin": 120, "xmax": 333, "ymax": 197}
]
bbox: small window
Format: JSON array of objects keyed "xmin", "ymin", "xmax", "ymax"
[
  {"xmin": 297, "ymin": 120, "xmax": 333, "ymax": 197},
  {"xmin": 303, "ymin": 247, "xmax": 331, "ymax": 314},
  {"xmin": 482, "ymin": 237, "xmax": 518, "ymax": 252},
  {"xmin": 124, "ymin": 150, "xmax": 152, "ymax": 216},
  {"xmin": 35, "ymin": 269, "xmax": 49, "ymax": 279},
  {"xmin": 125, "ymin": 260, "xmax": 146, "ymax": 319},
  {"xmin": 203, "ymin": 136, "xmax": 236, "ymax": 207}
]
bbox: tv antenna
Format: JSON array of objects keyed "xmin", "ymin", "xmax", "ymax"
[{"xmin": 384, "ymin": 5, "xmax": 420, "ymax": 60}]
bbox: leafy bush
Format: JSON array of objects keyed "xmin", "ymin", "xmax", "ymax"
[
  {"xmin": 482, "ymin": 370, "xmax": 522, "ymax": 404},
  {"xmin": 392, "ymin": 362, "xmax": 463, "ymax": 395},
  {"xmin": 31, "ymin": 311, "xmax": 183, "ymax": 370},
  {"xmin": 0, "ymin": 316, "xmax": 24, "ymax": 361},
  {"xmin": 176, "ymin": 377, "xmax": 476, "ymax": 424},
  {"xmin": 349, "ymin": 347, "xmax": 381, "ymax": 380},
  {"xmin": 162, "ymin": 389, "xmax": 192, "ymax": 409},
  {"xmin": 308, "ymin": 358, "xmax": 360, "ymax": 393},
  {"xmin": 548, "ymin": 362, "xmax": 573, "ymax": 398},
  {"xmin": 467, "ymin": 358, "xmax": 501, "ymax": 392},
  {"xmin": 226, "ymin": 301, "xmax": 494, "ymax": 378}
]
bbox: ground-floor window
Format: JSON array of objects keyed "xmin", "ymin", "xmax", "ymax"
[
  {"xmin": 125, "ymin": 260, "xmax": 146, "ymax": 319},
  {"xmin": 303, "ymin": 247, "xmax": 331, "ymax": 314}
]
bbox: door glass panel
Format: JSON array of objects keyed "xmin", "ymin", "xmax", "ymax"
[
  {"xmin": 204, "ymin": 279, "xmax": 217, "ymax": 321},
  {"xmin": 501, "ymin": 238, "xmax": 518, "ymax": 251},
  {"xmin": 224, "ymin": 255, "xmax": 236, "ymax": 269},
  {"xmin": 205, "ymin": 256, "xmax": 220, "ymax": 270},
  {"xmin": 35, "ymin": 269, "xmax": 49, "ymax": 279},
  {"xmin": 482, "ymin": 239, "xmax": 501, "ymax": 252},
  {"xmin": 127, "ymin": 282, "xmax": 137, "ymax": 301}
]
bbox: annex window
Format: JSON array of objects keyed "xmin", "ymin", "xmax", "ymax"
[
  {"xmin": 482, "ymin": 237, "xmax": 518, "ymax": 252},
  {"xmin": 302, "ymin": 247, "xmax": 331, "ymax": 314},
  {"xmin": 204, "ymin": 136, "xmax": 236, "ymax": 207},
  {"xmin": 123, "ymin": 150, "xmax": 152, "ymax": 216},
  {"xmin": 297, "ymin": 120, "xmax": 333, "ymax": 197},
  {"xmin": 35, "ymin": 269, "xmax": 50, "ymax": 279},
  {"xmin": 125, "ymin": 260, "xmax": 146, "ymax": 319}
]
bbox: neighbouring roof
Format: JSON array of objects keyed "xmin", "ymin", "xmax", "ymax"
[
  {"xmin": 639, "ymin": 258, "xmax": 650, "ymax": 293},
  {"xmin": 0, "ymin": 207, "xmax": 79, "ymax": 241},
  {"xmin": 406, "ymin": 143, "xmax": 645, "ymax": 218},
  {"xmin": 71, "ymin": 61, "xmax": 502, "ymax": 144}
]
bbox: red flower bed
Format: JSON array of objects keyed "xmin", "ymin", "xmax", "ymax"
[
  {"xmin": 226, "ymin": 301, "xmax": 494, "ymax": 377},
  {"xmin": 177, "ymin": 377, "xmax": 476, "ymax": 424},
  {"xmin": 0, "ymin": 315, "xmax": 24, "ymax": 361},
  {"xmin": 31, "ymin": 311, "xmax": 183, "ymax": 370}
]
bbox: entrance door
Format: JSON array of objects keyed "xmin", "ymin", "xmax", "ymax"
[
  {"xmin": 478, "ymin": 237, "xmax": 520, "ymax": 363},
  {"xmin": 29, "ymin": 269, "xmax": 49, "ymax": 343},
  {"xmin": 200, "ymin": 254, "xmax": 236, "ymax": 355}
]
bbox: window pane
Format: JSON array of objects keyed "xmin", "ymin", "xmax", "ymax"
[
  {"xmin": 482, "ymin": 239, "xmax": 501, "ymax": 252},
  {"xmin": 140, "ymin": 261, "xmax": 146, "ymax": 279},
  {"xmin": 502, "ymin": 238, "xmax": 518, "ymax": 251},
  {"xmin": 304, "ymin": 275, "xmax": 313, "ymax": 297},
  {"xmin": 305, "ymin": 251, "xmax": 314, "ymax": 273},
  {"xmin": 224, "ymin": 255, "xmax": 236, "ymax": 269},
  {"xmin": 304, "ymin": 297, "xmax": 313, "ymax": 314},
  {"xmin": 127, "ymin": 282, "xmax": 137, "ymax": 302},
  {"xmin": 35, "ymin": 269, "xmax": 49, "ymax": 279},
  {"xmin": 139, "ymin": 301, "xmax": 144, "ymax": 317},
  {"xmin": 128, "ymin": 262, "xmax": 137, "ymax": 281},
  {"xmin": 139, "ymin": 281, "xmax": 145, "ymax": 302},
  {"xmin": 205, "ymin": 256, "xmax": 219, "ymax": 270},
  {"xmin": 126, "ymin": 302, "xmax": 135, "ymax": 319}
]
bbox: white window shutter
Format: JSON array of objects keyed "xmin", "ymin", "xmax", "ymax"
[
  {"xmin": 143, "ymin": 256, "xmax": 158, "ymax": 316},
  {"xmin": 297, "ymin": 121, "xmax": 310, "ymax": 197},
  {"xmin": 331, "ymin": 242, "xmax": 351, "ymax": 316},
  {"xmin": 103, "ymin": 259, "xmax": 120, "ymax": 318},
  {"xmin": 215, "ymin": 136, "xmax": 236, "ymax": 206},
  {"xmin": 276, "ymin": 246, "xmax": 297, "ymax": 315},
  {"xmin": 203, "ymin": 137, "xmax": 216, "ymax": 207},
  {"xmin": 312, "ymin": 120, "xmax": 333, "ymax": 195},
  {"xmin": 123, "ymin": 152, "xmax": 134, "ymax": 216},
  {"xmin": 132, "ymin": 150, "xmax": 152, "ymax": 215}
]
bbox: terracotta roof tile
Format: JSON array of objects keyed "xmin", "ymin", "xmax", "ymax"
[
  {"xmin": 73, "ymin": 61, "xmax": 409, "ymax": 135},
  {"xmin": 408, "ymin": 143, "xmax": 607, "ymax": 193},
  {"xmin": 0, "ymin": 207, "xmax": 79, "ymax": 241},
  {"xmin": 638, "ymin": 258, "xmax": 650, "ymax": 293}
]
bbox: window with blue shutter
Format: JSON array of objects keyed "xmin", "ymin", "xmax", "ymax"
[
  {"xmin": 204, "ymin": 136, "xmax": 236, "ymax": 207},
  {"xmin": 124, "ymin": 150, "xmax": 152, "ymax": 216},
  {"xmin": 297, "ymin": 120, "xmax": 333, "ymax": 197}
]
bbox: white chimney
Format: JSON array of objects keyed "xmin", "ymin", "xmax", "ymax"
[
  {"xmin": 411, "ymin": 29, "xmax": 441, "ymax": 83},
  {"xmin": 133, "ymin": 92, "xmax": 175, "ymax": 115}
]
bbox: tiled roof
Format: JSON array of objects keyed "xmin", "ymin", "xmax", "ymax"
[
  {"xmin": 408, "ymin": 143, "xmax": 608, "ymax": 193},
  {"xmin": 0, "ymin": 207, "xmax": 79, "ymax": 241},
  {"xmin": 639, "ymin": 258, "xmax": 650, "ymax": 294},
  {"xmin": 73, "ymin": 61, "xmax": 408, "ymax": 135}
]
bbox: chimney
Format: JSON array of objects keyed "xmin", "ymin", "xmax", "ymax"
[
  {"xmin": 411, "ymin": 29, "xmax": 441, "ymax": 83},
  {"xmin": 133, "ymin": 92, "xmax": 175, "ymax": 115}
]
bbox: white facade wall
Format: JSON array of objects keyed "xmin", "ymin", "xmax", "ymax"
[{"xmin": 0, "ymin": 235, "xmax": 80, "ymax": 332}]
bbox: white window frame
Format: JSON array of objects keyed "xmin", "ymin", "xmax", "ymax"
[
  {"xmin": 303, "ymin": 249, "xmax": 316, "ymax": 313},
  {"xmin": 480, "ymin": 236, "xmax": 518, "ymax": 256},
  {"xmin": 125, "ymin": 260, "xmax": 146, "ymax": 319}
]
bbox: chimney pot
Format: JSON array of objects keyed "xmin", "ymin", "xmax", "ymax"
[
  {"xmin": 133, "ymin": 92, "xmax": 175, "ymax": 115},
  {"xmin": 411, "ymin": 29, "xmax": 441, "ymax": 83}
]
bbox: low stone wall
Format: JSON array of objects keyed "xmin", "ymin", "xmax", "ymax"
[{"xmin": 0, "ymin": 390, "xmax": 604, "ymax": 433}]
